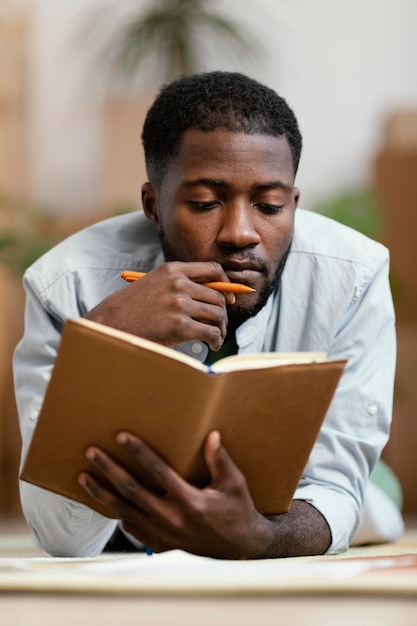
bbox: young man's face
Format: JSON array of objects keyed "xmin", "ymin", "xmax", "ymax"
[{"xmin": 143, "ymin": 128, "xmax": 299, "ymax": 328}]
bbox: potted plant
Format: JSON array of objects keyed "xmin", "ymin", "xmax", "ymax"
[
  {"xmin": 80, "ymin": 0, "xmax": 259, "ymax": 88},
  {"xmin": 77, "ymin": 0, "xmax": 260, "ymax": 207}
]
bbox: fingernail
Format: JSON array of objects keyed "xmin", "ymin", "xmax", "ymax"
[
  {"xmin": 78, "ymin": 474, "xmax": 87, "ymax": 487},
  {"xmin": 116, "ymin": 432, "xmax": 129, "ymax": 445},
  {"xmin": 212, "ymin": 430, "xmax": 221, "ymax": 449},
  {"xmin": 85, "ymin": 448, "xmax": 96, "ymax": 461}
]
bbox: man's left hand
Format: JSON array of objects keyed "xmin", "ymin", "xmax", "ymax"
[{"xmin": 78, "ymin": 430, "xmax": 273, "ymax": 559}]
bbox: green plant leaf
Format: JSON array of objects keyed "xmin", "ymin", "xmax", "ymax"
[
  {"xmin": 78, "ymin": 0, "xmax": 261, "ymax": 85},
  {"xmin": 312, "ymin": 187, "xmax": 384, "ymax": 239}
]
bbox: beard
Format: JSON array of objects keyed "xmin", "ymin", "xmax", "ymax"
[
  {"xmin": 159, "ymin": 228, "xmax": 292, "ymax": 333},
  {"xmin": 225, "ymin": 244, "xmax": 291, "ymax": 331}
]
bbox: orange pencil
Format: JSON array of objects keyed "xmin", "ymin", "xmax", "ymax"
[{"xmin": 120, "ymin": 270, "xmax": 255, "ymax": 294}]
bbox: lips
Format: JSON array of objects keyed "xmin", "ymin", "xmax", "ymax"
[{"xmin": 225, "ymin": 268, "xmax": 261, "ymax": 283}]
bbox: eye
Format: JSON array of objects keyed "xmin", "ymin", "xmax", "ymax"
[
  {"xmin": 188, "ymin": 200, "xmax": 220, "ymax": 210},
  {"xmin": 255, "ymin": 203, "xmax": 284, "ymax": 214}
]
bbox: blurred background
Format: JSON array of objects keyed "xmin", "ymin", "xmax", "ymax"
[{"xmin": 0, "ymin": 0, "xmax": 416, "ymax": 521}]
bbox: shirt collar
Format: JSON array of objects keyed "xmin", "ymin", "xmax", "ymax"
[{"xmin": 235, "ymin": 291, "xmax": 277, "ymax": 354}]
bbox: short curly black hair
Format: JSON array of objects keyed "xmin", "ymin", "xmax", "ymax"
[{"xmin": 142, "ymin": 71, "xmax": 302, "ymax": 187}]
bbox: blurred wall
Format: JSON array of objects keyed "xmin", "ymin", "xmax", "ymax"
[{"xmin": 13, "ymin": 0, "xmax": 417, "ymax": 213}]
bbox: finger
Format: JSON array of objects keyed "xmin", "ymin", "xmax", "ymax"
[
  {"xmin": 78, "ymin": 472, "xmax": 174, "ymax": 552},
  {"xmin": 77, "ymin": 470, "xmax": 141, "ymax": 519},
  {"xmin": 190, "ymin": 300, "xmax": 228, "ymax": 342},
  {"xmin": 152, "ymin": 261, "xmax": 229, "ymax": 294},
  {"xmin": 83, "ymin": 446, "xmax": 163, "ymax": 515},
  {"xmin": 116, "ymin": 432, "xmax": 197, "ymax": 503},
  {"xmin": 182, "ymin": 300, "xmax": 227, "ymax": 349},
  {"xmin": 176, "ymin": 260, "xmax": 230, "ymax": 284},
  {"xmin": 188, "ymin": 293, "xmax": 228, "ymax": 322},
  {"xmin": 149, "ymin": 278, "xmax": 229, "ymax": 349},
  {"xmin": 193, "ymin": 283, "xmax": 236, "ymax": 309},
  {"xmin": 172, "ymin": 317, "xmax": 225, "ymax": 352},
  {"xmin": 223, "ymin": 291, "xmax": 236, "ymax": 306},
  {"xmin": 165, "ymin": 262, "xmax": 236, "ymax": 306},
  {"xmin": 182, "ymin": 262, "xmax": 236, "ymax": 306}
]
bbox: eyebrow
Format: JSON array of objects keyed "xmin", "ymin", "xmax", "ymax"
[
  {"xmin": 255, "ymin": 181, "xmax": 293, "ymax": 194},
  {"xmin": 181, "ymin": 178, "xmax": 226, "ymax": 189},
  {"xmin": 180, "ymin": 179, "xmax": 293, "ymax": 193}
]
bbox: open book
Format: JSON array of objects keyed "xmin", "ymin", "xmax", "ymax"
[{"xmin": 21, "ymin": 318, "xmax": 346, "ymax": 517}]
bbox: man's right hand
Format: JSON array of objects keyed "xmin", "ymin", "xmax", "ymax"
[{"xmin": 84, "ymin": 261, "xmax": 235, "ymax": 351}]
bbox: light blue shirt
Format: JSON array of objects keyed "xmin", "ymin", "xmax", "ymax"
[{"xmin": 13, "ymin": 208, "xmax": 396, "ymax": 557}]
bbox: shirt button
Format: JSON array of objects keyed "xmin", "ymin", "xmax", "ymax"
[
  {"xmin": 191, "ymin": 342, "xmax": 203, "ymax": 355},
  {"xmin": 368, "ymin": 404, "xmax": 378, "ymax": 416},
  {"xmin": 30, "ymin": 409, "xmax": 39, "ymax": 421}
]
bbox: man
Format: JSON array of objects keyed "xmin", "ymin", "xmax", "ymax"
[{"xmin": 14, "ymin": 71, "xmax": 403, "ymax": 559}]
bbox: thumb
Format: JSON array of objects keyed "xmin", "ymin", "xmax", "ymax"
[
  {"xmin": 204, "ymin": 430, "xmax": 238, "ymax": 488},
  {"xmin": 224, "ymin": 292, "xmax": 236, "ymax": 306}
]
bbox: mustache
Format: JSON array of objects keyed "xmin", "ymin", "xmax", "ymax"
[{"xmin": 212, "ymin": 254, "xmax": 269, "ymax": 275}]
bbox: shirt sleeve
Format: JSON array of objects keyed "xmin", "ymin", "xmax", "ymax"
[
  {"xmin": 13, "ymin": 272, "xmax": 117, "ymax": 557},
  {"xmin": 293, "ymin": 253, "xmax": 396, "ymax": 554}
]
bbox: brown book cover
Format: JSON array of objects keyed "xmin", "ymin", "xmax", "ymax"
[{"xmin": 20, "ymin": 318, "xmax": 346, "ymax": 518}]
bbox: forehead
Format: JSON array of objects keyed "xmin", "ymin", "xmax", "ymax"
[{"xmin": 163, "ymin": 129, "xmax": 295, "ymax": 187}]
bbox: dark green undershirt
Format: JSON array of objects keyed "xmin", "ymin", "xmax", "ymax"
[{"xmin": 205, "ymin": 334, "xmax": 238, "ymax": 366}]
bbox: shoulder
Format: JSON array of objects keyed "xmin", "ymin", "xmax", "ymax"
[
  {"xmin": 277, "ymin": 210, "xmax": 394, "ymax": 353},
  {"xmin": 292, "ymin": 209, "xmax": 389, "ymax": 269},
  {"xmin": 21, "ymin": 212, "xmax": 163, "ymax": 320},
  {"xmin": 24, "ymin": 211, "xmax": 161, "ymax": 293},
  {"xmin": 285, "ymin": 209, "xmax": 391, "ymax": 307}
]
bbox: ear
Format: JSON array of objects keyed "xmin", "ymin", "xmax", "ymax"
[
  {"xmin": 141, "ymin": 182, "xmax": 160, "ymax": 227},
  {"xmin": 293, "ymin": 187, "xmax": 300, "ymax": 208}
]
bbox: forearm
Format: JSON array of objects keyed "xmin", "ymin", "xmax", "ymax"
[
  {"xmin": 20, "ymin": 481, "xmax": 117, "ymax": 557},
  {"xmin": 255, "ymin": 500, "xmax": 331, "ymax": 558}
]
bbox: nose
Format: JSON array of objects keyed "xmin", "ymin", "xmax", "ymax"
[{"xmin": 216, "ymin": 203, "xmax": 261, "ymax": 250}]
